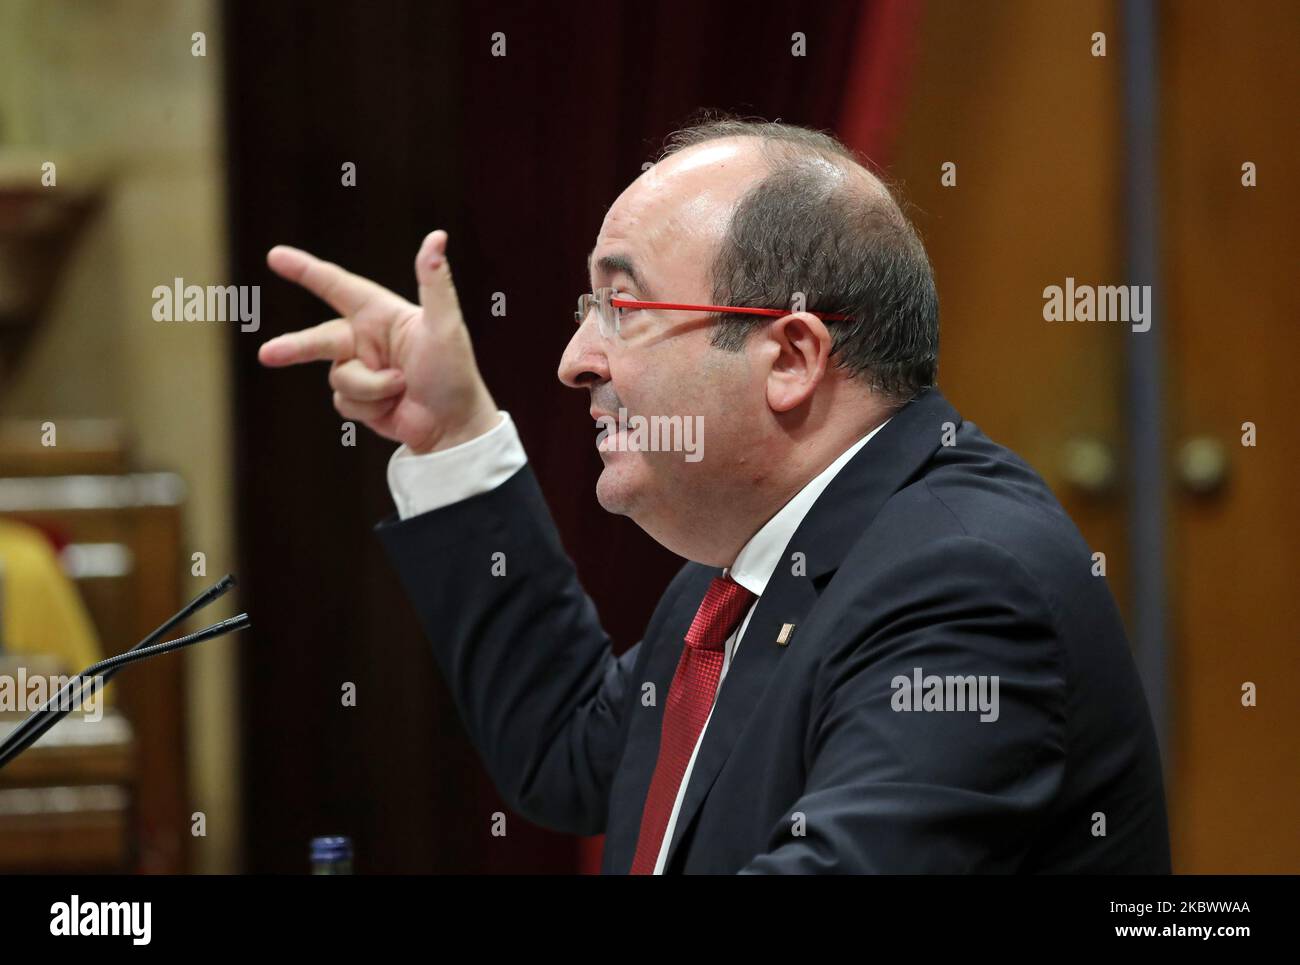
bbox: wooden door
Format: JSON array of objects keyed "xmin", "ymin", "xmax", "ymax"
[{"xmin": 888, "ymin": 0, "xmax": 1298, "ymax": 872}]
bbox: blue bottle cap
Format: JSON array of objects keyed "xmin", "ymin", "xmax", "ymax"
[{"xmin": 310, "ymin": 835, "xmax": 353, "ymax": 862}]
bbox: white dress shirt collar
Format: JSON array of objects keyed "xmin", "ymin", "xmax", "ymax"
[{"xmin": 725, "ymin": 418, "xmax": 892, "ymax": 598}]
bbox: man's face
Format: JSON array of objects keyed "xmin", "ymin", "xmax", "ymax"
[{"xmin": 557, "ymin": 139, "xmax": 772, "ymax": 552}]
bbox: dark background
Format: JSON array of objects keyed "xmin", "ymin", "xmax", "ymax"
[{"xmin": 225, "ymin": 0, "xmax": 885, "ymax": 873}]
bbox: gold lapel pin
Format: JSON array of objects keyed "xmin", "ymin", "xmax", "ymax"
[{"xmin": 776, "ymin": 623, "xmax": 796, "ymax": 646}]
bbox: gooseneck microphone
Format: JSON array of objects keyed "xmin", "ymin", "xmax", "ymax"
[{"xmin": 0, "ymin": 574, "xmax": 251, "ymax": 770}]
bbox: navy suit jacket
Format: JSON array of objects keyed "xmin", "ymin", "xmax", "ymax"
[{"xmin": 376, "ymin": 387, "xmax": 1171, "ymax": 873}]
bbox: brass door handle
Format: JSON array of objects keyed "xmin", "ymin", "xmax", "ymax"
[
  {"xmin": 1060, "ymin": 437, "xmax": 1118, "ymax": 497},
  {"xmin": 1178, "ymin": 436, "xmax": 1229, "ymax": 496}
]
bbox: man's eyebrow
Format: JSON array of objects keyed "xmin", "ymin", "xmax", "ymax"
[{"xmin": 588, "ymin": 252, "xmax": 653, "ymax": 297}]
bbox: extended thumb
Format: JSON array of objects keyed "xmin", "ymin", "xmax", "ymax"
[{"xmin": 415, "ymin": 229, "xmax": 458, "ymax": 313}]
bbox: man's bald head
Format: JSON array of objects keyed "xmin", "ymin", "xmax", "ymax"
[
  {"xmin": 653, "ymin": 116, "xmax": 939, "ymax": 403},
  {"xmin": 592, "ymin": 138, "xmax": 772, "ymax": 317},
  {"xmin": 562, "ymin": 117, "xmax": 937, "ymax": 561}
]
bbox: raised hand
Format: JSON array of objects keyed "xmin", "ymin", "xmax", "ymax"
[{"xmin": 259, "ymin": 230, "xmax": 499, "ymax": 454}]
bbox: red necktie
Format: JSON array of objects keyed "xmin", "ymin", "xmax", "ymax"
[{"xmin": 629, "ymin": 575, "xmax": 756, "ymax": 874}]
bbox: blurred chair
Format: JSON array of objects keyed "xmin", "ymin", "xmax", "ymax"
[{"xmin": 0, "ymin": 418, "xmax": 188, "ymax": 872}]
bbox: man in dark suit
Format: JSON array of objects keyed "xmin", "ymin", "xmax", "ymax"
[{"xmin": 259, "ymin": 118, "xmax": 1171, "ymax": 873}]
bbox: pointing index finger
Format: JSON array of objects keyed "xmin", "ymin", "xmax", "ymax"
[{"xmin": 266, "ymin": 245, "xmax": 385, "ymax": 317}]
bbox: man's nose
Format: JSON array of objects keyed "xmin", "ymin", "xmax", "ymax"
[{"xmin": 557, "ymin": 314, "xmax": 610, "ymax": 388}]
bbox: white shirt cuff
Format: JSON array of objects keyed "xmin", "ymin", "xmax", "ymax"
[{"xmin": 386, "ymin": 411, "xmax": 528, "ymax": 519}]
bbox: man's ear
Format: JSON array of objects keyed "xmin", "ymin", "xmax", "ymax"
[{"xmin": 762, "ymin": 312, "xmax": 833, "ymax": 413}]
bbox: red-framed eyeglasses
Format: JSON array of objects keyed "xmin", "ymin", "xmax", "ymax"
[{"xmin": 575, "ymin": 287, "xmax": 851, "ymax": 340}]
